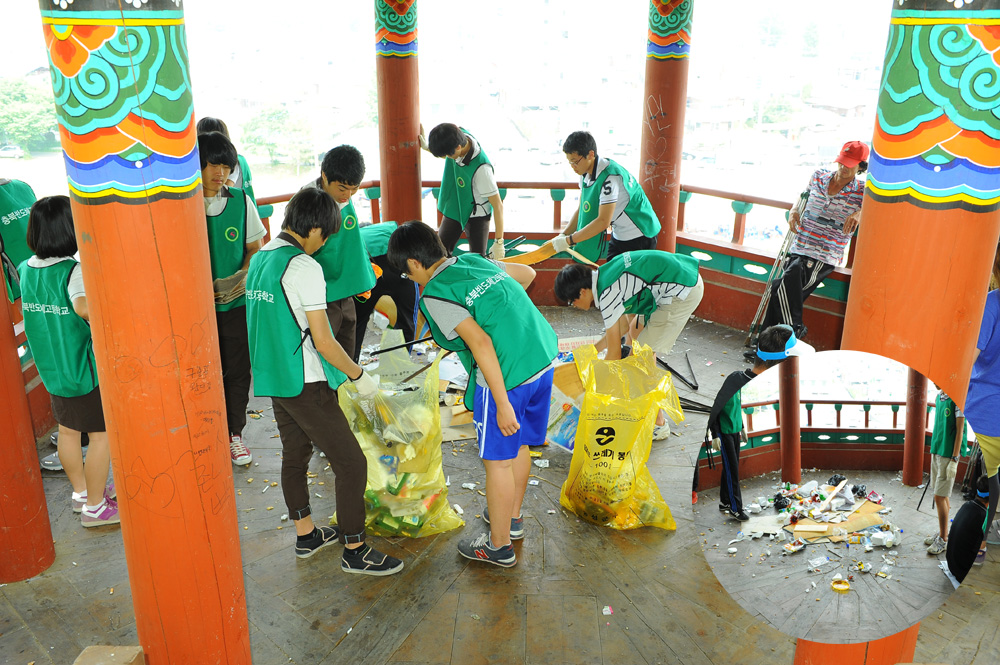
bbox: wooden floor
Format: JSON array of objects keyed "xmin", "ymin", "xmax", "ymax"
[{"xmin": 2, "ymin": 310, "xmax": 999, "ymax": 665}]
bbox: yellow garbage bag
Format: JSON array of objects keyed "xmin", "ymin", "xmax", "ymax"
[
  {"xmin": 335, "ymin": 332, "xmax": 464, "ymax": 537},
  {"xmin": 559, "ymin": 343, "xmax": 681, "ymax": 530}
]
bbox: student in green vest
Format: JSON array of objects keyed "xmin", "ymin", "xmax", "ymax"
[
  {"xmin": 198, "ymin": 131, "xmax": 267, "ymax": 466},
  {"xmin": 387, "ymin": 221, "xmax": 557, "ymax": 567},
  {"xmin": 353, "ymin": 221, "xmax": 420, "ymax": 361},
  {"xmin": 245, "ymin": 188, "xmax": 403, "ymax": 574},
  {"xmin": 196, "ymin": 117, "xmax": 258, "ymax": 212},
  {"xmin": 554, "ymin": 249, "xmax": 704, "ymax": 438},
  {"xmin": 551, "ymin": 131, "xmax": 661, "ymax": 262},
  {"xmin": 302, "ymin": 146, "xmax": 378, "ymax": 363},
  {"xmin": 18, "ymin": 196, "xmax": 119, "ymax": 528},
  {"xmin": 422, "ymin": 123, "xmax": 505, "ymax": 258},
  {"xmin": 1, "ymin": 177, "xmax": 38, "ymax": 300},
  {"xmin": 924, "ymin": 389, "xmax": 970, "ymax": 555}
]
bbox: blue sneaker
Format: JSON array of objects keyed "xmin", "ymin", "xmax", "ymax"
[
  {"xmin": 483, "ymin": 506, "xmax": 524, "ymax": 540},
  {"xmin": 458, "ymin": 532, "xmax": 516, "ymax": 568}
]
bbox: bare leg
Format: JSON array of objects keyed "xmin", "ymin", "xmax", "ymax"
[
  {"xmin": 83, "ymin": 431, "xmax": 111, "ymax": 508},
  {"xmin": 934, "ymin": 495, "xmax": 950, "ymax": 540},
  {"xmin": 484, "ymin": 457, "xmax": 515, "ymax": 547},
  {"xmin": 57, "ymin": 425, "xmax": 86, "ymax": 494},
  {"xmin": 511, "ymin": 446, "xmax": 530, "ymax": 521}
]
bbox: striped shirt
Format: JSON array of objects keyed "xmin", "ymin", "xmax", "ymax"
[
  {"xmin": 593, "ymin": 266, "xmax": 693, "ymax": 330},
  {"xmin": 790, "ymin": 169, "xmax": 865, "ymax": 265}
]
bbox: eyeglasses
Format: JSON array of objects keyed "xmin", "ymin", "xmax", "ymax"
[{"xmin": 567, "ymin": 155, "xmax": 585, "ymax": 167}]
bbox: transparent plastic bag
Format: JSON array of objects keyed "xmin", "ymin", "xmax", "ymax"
[
  {"xmin": 335, "ymin": 330, "xmax": 463, "ymax": 537},
  {"xmin": 559, "ymin": 343, "xmax": 681, "ymax": 530}
]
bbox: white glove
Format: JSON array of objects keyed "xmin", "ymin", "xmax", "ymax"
[
  {"xmin": 351, "ymin": 369, "xmax": 378, "ymax": 397},
  {"xmin": 490, "ymin": 241, "xmax": 506, "ymax": 260},
  {"xmin": 551, "ymin": 234, "xmax": 571, "ymax": 254}
]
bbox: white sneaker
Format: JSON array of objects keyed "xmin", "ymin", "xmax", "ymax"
[
  {"xmin": 926, "ymin": 535, "xmax": 947, "ymax": 555},
  {"xmin": 652, "ymin": 423, "xmax": 671, "ymax": 440},
  {"xmin": 229, "ymin": 435, "xmax": 252, "ymax": 466}
]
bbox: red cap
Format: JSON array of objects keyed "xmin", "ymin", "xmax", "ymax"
[{"xmin": 835, "ymin": 141, "xmax": 870, "ymax": 168}]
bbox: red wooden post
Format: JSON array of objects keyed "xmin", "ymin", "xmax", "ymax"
[
  {"xmin": 376, "ymin": 1, "xmax": 422, "ymax": 223},
  {"xmin": 371, "ymin": 196, "xmax": 381, "ymax": 224},
  {"xmin": 779, "ymin": 357, "xmax": 801, "ymax": 484},
  {"xmin": 0, "ymin": 285, "xmax": 55, "ymax": 583},
  {"xmin": 37, "ymin": 3, "xmax": 250, "ymax": 662},
  {"xmin": 903, "ymin": 368, "xmax": 928, "ymax": 487},
  {"xmin": 640, "ymin": 1, "xmax": 692, "ymax": 253},
  {"xmin": 794, "ymin": 623, "xmax": 919, "ymax": 665},
  {"xmin": 553, "ymin": 199, "xmax": 562, "ymax": 230}
]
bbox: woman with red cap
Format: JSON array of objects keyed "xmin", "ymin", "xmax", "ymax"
[{"xmin": 754, "ymin": 140, "xmax": 869, "ymax": 344}]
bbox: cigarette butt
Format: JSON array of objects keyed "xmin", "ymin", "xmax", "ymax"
[
  {"xmin": 270, "ymin": 482, "xmax": 278, "ymax": 487},
  {"xmin": 247, "ymin": 478, "xmax": 254, "ymax": 484},
  {"xmin": 109, "ymin": 587, "xmax": 114, "ymax": 595},
  {"xmin": 266, "ymin": 506, "xmax": 274, "ymax": 511}
]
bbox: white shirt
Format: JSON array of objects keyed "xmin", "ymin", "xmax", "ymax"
[
  {"xmin": 204, "ymin": 188, "xmax": 267, "ymax": 244},
  {"xmin": 456, "ymin": 134, "xmax": 499, "ymax": 218},
  {"xmin": 27, "ymin": 255, "xmax": 85, "ymax": 301},
  {"xmin": 581, "ymin": 157, "xmax": 640, "ymax": 241}
]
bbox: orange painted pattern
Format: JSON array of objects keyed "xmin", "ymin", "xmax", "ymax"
[
  {"xmin": 872, "ymin": 114, "xmax": 1000, "ymax": 167},
  {"xmin": 42, "ymin": 24, "xmax": 116, "ymax": 78},
  {"xmin": 647, "ymin": 30, "xmax": 690, "ymax": 46},
  {"xmin": 59, "ymin": 112, "xmax": 197, "ymax": 164},
  {"xmin": 375, "ymin": 27, "xmax": 418, "ymax": 44},
  {"xmin": 652, "ymin": 0, "xmax": 686, "ymax": 17}
]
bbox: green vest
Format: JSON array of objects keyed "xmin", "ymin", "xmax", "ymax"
[
  {"xmin": 17, "ymin": 258, "xmax": 98, "ymax": 398},
  {"xmin": 246, "ymin": 242, "xmax": 346, "ymax": 398},
  {"xmin": 420, "ymin": 255, "xmax": 557, "ymax": 410},
  {"xmin": 719, "ymin": 391, "xmax": 744, "ymax": 435},
  {"xmin": 360, "ymin": 222, "xmax": 395, "ymax": 258},
  {"xmin": 575, "ymin": 159, "xmax": 660, "ymax": 262},
  {"xmin": 596, "ymin": 250, "xmax": 700, "ymax": 320},
  {"xmin": 206, "ymin": 187, "xmax": 248, "ymax": 312},
  {"xmin": 930, "ymin": 393, "xmax": 970, "ymax": 458},
  {"xmin": 1, "ymin": 179, "xmax": 37, "ymax": 299},
  {"xmin": 234, "ymin": 154, "xmax": 256, "ymax": 208},
  {"xmin": 312, "ymin": 199, "xmax": 378, "ymax": 301},
  {"xmin": 437, "ymin": 129, "xmax": 492, "ymax": 227}
]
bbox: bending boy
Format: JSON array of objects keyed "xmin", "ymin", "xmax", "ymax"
[
  {"xmin": 245, "ymin": 188, "xmax": 403, "ymax": 575},
  {"xmin": 387, "ymin": 221, "xmax": 557, "ymax": 567}
]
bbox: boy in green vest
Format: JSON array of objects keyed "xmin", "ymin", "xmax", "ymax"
[
  {"xmin": 387, "ymin": 221, "xmax": 557, "ymax": 567},
  {"xmin": 245, "ymin": 188, "xmax": 403, "ymax": 574},
  {"xmin": 924, "ymin": 389, "xmax": 970, "ymax": 554},
  {"xmin": 423, "ymin": 124, "xmax": 505, "ymax": 258},
  {"xmin": 196, "ymin": 117, "xmax": 259, "ymax": 213},
  {"xmin": 551, "ymin": 131, "xmax": 661, "ymax": 262},
  {"xmin": 554, "ymin": 250, "xmax": 704, "ymax": 439},
  {"xmin": 19, "ymin": 196, "xmax": 119, "ymax": 527},
  {"xmin": 1, "ymin": 178, "xmax": 37, "ymax": 299},
  {"xmin": 301, "ymin": 146, "xmax": 378, "ymax": 364},
  {"xmin": 198, "ymin": 131, "xmax": 267, "ymax": 466}
]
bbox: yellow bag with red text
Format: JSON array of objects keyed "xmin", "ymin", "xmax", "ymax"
[{"xmin": 559, "ymin": 343, "xmax": 681, "ymax": 530}]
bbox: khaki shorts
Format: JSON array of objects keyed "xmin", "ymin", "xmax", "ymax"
[
  {"xmin": 929, "ymin": 454, "xmax": 958, "ymax": 497},
  {"xmin": 976, "ymin": 433, "xmax": 1000, "ymax": 477},
  {"xmin": 636, "ymin": 275, "xmax": 705, "ymax": 356}
]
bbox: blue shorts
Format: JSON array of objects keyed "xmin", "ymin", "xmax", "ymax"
[{"xmin": 473, "ymin": 367, "xmax": 554, "ymax": 461}]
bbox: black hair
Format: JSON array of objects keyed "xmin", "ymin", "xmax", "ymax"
[
  {"xmin": 756, "ymin": 324, "xmax": 795, "ymax": 369},
  {"xmin": 554, "ymin": 263, "xmax": 596, "ymax": 304},
  {"xmin": 856, "ymin": 160, "xmax": 868, "ymax": 174},
  {"xmin": 427, "ymin": 123, "xmax": 468, "ymax": 158},
  {"xmin": 282, "ymin": 188, "xmax": 341, "ymax": 240},
  {"xmin": 320, "ymin": 145, "xmax": 365, "ymax": 186},
  {"xmin": 198, "ymin": 131, "xmax": 238, "ymax": 170},
  {"xmin": 386, "ymin": 221, "xmax": 447, "ymax": 275},
  {"xmin": 27, "ymin": 196, "xmax": 77, "ymax": 259},
  {"xmin": 563, "ymin": 131, "xmax": 597, "ymax": 157},
  {"xmin": 196, "ymin": 117, "xmax": 229, "ymax": 138},
  {"xmin": 976, "ymin": 474, "xmax": 990, "ymax": 498}
]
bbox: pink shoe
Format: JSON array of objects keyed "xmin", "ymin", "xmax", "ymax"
[
  {"xmin": 229, "ymin": 435, "xmax": 252, "ymax": 466},
  {"xmin": 71, "ymin": 492, "xmax": 87, "ymax": 514},
  {"xmin": 81, "ymin": 498, "xmax": 121, "ymax": 528}
]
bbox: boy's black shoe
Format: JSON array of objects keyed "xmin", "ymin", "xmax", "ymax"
[
  {"xmin": 718, "ymin": 503, "xmax": 730, "ymax": 512},
  {"xmin": 730, "ymin": 509, "xmax": 750, "ymax": 522},
  {"xmin": 295, "ymin": 525, "xmax": 340, "ymax": 559},
  {"xmin": 342, "ymin": 544, "xmax": 404, "ymax": 576}
]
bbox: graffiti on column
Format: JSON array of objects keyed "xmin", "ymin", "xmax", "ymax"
[
  {"xmin": 40, "ymin": 0, "xmax": 197, "ymax": 206},
  {"xmin": 646, "ymin": 0, "xmax": 691, "ymax": 60},
  {"xmin": 376, "ymin": 0, "xmax": 417, "ymax": 57},
  {"xmin": 868, "ymin": 0, "xmax": 1000, "ymax": 212}
]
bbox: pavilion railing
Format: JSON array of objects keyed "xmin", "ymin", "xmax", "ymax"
[{"xmin": 742, "ymin": 398, "xmax": 944, "ymax": 436}]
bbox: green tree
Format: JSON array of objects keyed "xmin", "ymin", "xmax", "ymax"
[
  {"xmin": 0, "ymin": 78, "xmax": 58, "ymax": 156},
  {"xmin": 242, "ymin": 106, "xmax": 313, "ymax": 171}
]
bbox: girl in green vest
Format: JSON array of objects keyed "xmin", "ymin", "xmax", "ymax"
[
  {"xmin": 196, "ymin": 116, "xmax": 258, "ymax": 212},
  {"xmin": 18, "ymin": 196, "xmax": 119, "ymax": 528}
]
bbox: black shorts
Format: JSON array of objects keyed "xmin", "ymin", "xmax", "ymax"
[{"xmin": 50, "ymin": 385, "xmax": 106, "ymax": 433}]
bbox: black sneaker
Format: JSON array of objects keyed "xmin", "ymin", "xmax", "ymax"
[
  {"xmin": 457, "ymin": 532, "xmax": 517, "ymax": 567},
  {"xmin": 483, "ymin": 506, "xmax": 524, "ymax": 540},
  {"xmin": 730, "ymin": 509, "xmax": 750, "ymax": 522},
  {"xmin": 341, "ymin": 544, "xmax": 404, "ymax": 576},
  {"xmin": 294, "ymin": 525, "xmax": 340, "ymax": 559},
  {"xmin": 718, "ymin": 503, "xmax": 730, "ymax": 512}
]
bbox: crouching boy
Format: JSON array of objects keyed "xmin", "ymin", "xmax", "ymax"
[
  {"xmin": 246, "ymin": 188, "xmax": 403, "ymax": 575},
  {"xmin": 387, "ymin": 222, "xmax": 557, "ymax": 567}
]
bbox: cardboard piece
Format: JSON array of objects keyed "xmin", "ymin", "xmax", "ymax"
[
  {"xmin": 791, "ymin": 501, "xmax": 884, "ymax": 542},
  {"xmin": 73, "ymin": 646, "xmax": 144, "ymax": 665}
]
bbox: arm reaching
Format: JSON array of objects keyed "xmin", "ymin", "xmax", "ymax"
[{"xmin": 454, "ymin": 317, "xmax": 519, "ymax": 436}]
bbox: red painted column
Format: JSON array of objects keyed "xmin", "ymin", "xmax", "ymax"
[
  {"xmin": 37, "ymin": 3, "xmax": 249, "ymax": 662},
  {"xmin": 0, "ymin": 291, "xmax": 55, "ymax": 583},
  {"xmin": 903, "ymin": 368, "xmax": 928, "ymax": 487},
  {"xmin": 640, "ymin": 1, "xmax": 693, "ymax": 253},
  {"xmin": 794, "ymin": 623, "xmax": 919, "ymax": 665},
  {"xmin": 376, "ymin": 1, "xmax": 422, "ymax": 223},
  {"xmin": 779, "ymin": 357, "xmax": 801, "ymax": 484}
]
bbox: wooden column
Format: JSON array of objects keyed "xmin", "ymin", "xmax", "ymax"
[
  {"xmin": 0, "ymin": 287, "xmax": 55, "ymax": 582},
  {"xmin": 841, "ymin": 3, "xmax": 1000, "ymax": 405},
  {"xmin": 794, "ymin": 623, "xmax": 919, "ymax": 665},
  {"xmin": 903, "ymin": 368, "xmax": 928, "ymax": 487},
  {"xmin": 376, "ymin": 0, "xmax": 422, "ymax": 223},
  {"xmin": 37, "ymin": 2, "xmax": 249, "ymax": 662},
  {"xmin": 779, "ymin": 357, "xmax": 801, "ymax": 484},
  {"xmin": 640, "ymin": 1, "xmax": 693, "ymax": 253}
]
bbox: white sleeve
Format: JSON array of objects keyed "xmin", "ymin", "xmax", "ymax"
[
  {"xmin": 599, "ymin": 175, "xmax": 622, "ymax": 207},
  {"xmin": 284, "ymin": 255, "xmax": 327, "ymax": 311},
  {"xmin": 472, "ymin": 164, "xmax": 499, "ymax": 203},
  {"xmin": 245, "ymin": 193, "xmax": 266, "ymax": 244},
  {"xmin": 67, "ymin": 263, "xmax": 86, "ymax": 301}
]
